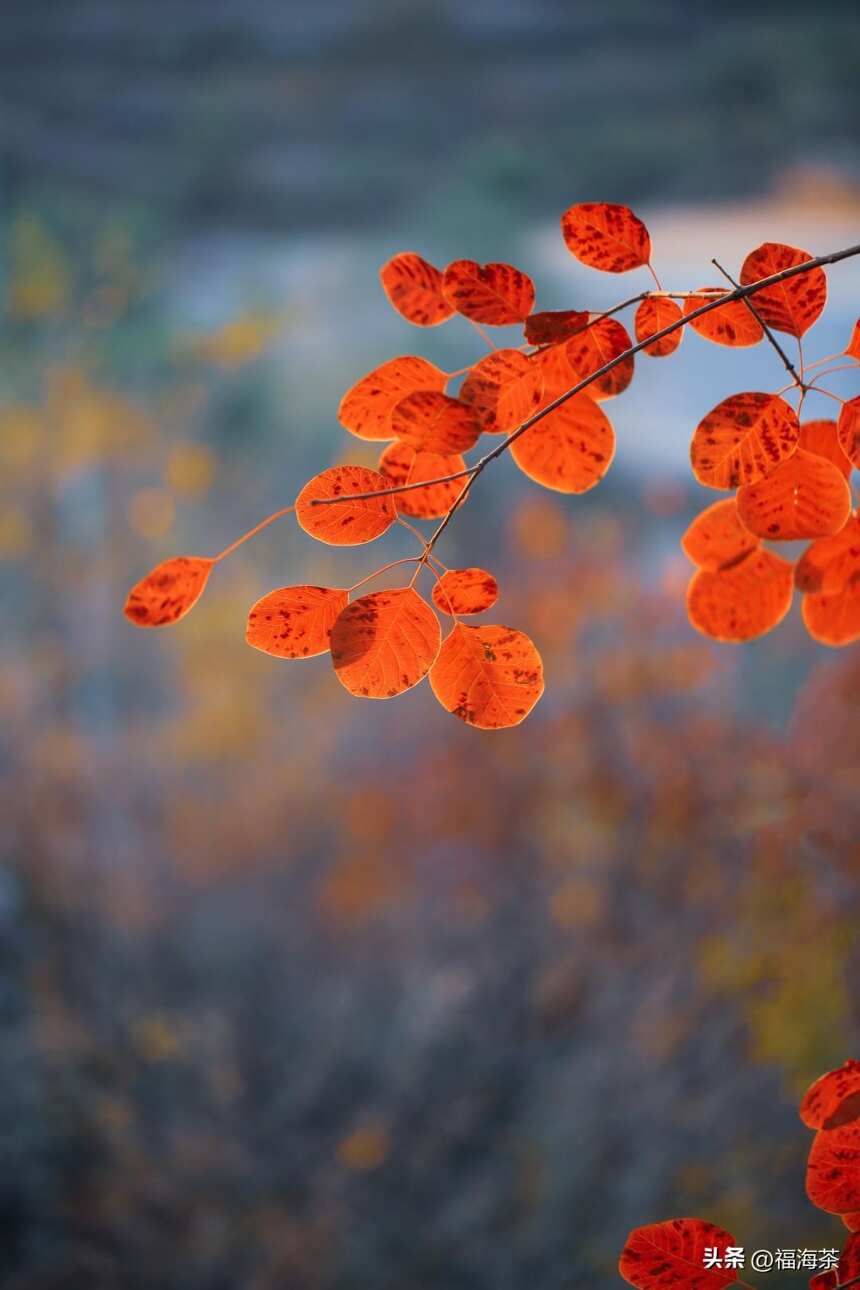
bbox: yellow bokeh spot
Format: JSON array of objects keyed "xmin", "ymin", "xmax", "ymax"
[
  {"xmin": 131, "ymin": 1014, "xmax": 182, "ymax": 1063},
  {"xmin": 0, "ymin": 511, "xmax": 33, "ymax": 560},
  {"xmin": 337, "ymin": 1123, "xmax": 390, "ymax": 1171},
  {"xmin": 128, "ymin": 487, "xmax": 175, "ymax": 539},
  {"xmin": 8, "ymin": 215, "xmax": 70, "ymax": 319},
  {"xmin": 0, "ymin": 407, "xmax": 44, "ymax": 472},
  {"xmin": 189, "ymin": 311, "xmax": 281, "ymax": 368},
  {"xmin": 165, "ymin": 443, "xmax": 216, "ymax": 497}
]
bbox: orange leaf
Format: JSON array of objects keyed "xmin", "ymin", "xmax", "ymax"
[
  {"xmin": 524, "ymin": 309, "xmax": 589, "ymax": 345},
  {"xmin": 565, "ymin": 317, "xmax": 634, "ymax": 399},
  {"xmin": 618, "ymin": 1218, "xmax": 739, "ymax": 1289},
  {"xmin": 795, "ymin": 516, "xmax": 860, "ymax": 593},
  {"xmin": 844, "ymin": 1213, "xmax": 860, "ymax": 1233},
  {"xmin": 459, "ymin": 349, "xmax": 544, "ymax": 434},
  {"xmin": 431, "ymin": 568, "xmax": 499, "ymax": 616},
  {"xmin": 379, "ymin": 252, "xmax": 454, "ymax": 327},
  {"xmin": 681, "ymin": 498, "xmax": 760, "ymax": 571},
  {"xmin": 429, "ymin": 623, "xmax": 543, "ymax": 729},
  {"xmin": 800, "ymin": 418, "xmax": 852, "ymax": 481},
  {"xmin": 684, "ymin": 288, "xmax": 763, "ymax": 347},
  {"xmin": 391, "ymin": 389, "xmax": 481, "ymax": 453},
  {"xmin": 246, "ymin": 585, "xmax": 348, "ymax": 658},
  {"xmin": 377, "ymin": 442, "xmax": 467, "ymax": 519},
  {"xmin": 560, "ymin": 201, "xmax": 651, "ymax": 273},
  {"xmin": 807, "ymin": 1123, "xmax": 860, "ymax": 1214},
  {"xmin": 689, "ymin": 392, "xmax": 799, "ymax": 489},
  {"xmin": 844, "ymin": 319, "xmax": 860, "ymax": 361},
  {"xmin": 124, "ymin": 556, "xmax": 212, "ymax": 628},
  {"xmin": 441, "ymin": 259, "xmax": 535, "ymax": 325},
  {"xmin": 739, "ymin": 242, "xmax": 826, "ymax": 337},
  {"xmin": 295, "ymin": 466, "xmax": 396, "ymax": 545},
  {"xmin": 736, "ymin": 449, "xmax": 851, "ymax": 541},
  {"xmin": 510, "ymin": 393, "xmax": 614, "ymax": 494},
  {"xmin": 686, "ymin": 549, "xmax": 793, "ymax": 642},
  {"xmin": 330, "ymin": 587, "xmax": 440, "ymax": 698},
  {"xmin": 338, "ymin": 356, "xmax": 447, "ymax": 441},
  {"xmin": 803, "ymin": 581, "xmax": 860, "ymax": 646},
  {"xmin": 837, "ymin": 396, "xmax": 860, "ymax": 469},
  {"xmin": 801, "ymin": 1061, "xmax": 860, "ymax": 1130},
  {"xmin": 532, "ymin": 342, "xmax": 578, "ymax": 403},
  {"xmin": 634, "ymin": 297, "xmax": 683, "ymax": 357}
]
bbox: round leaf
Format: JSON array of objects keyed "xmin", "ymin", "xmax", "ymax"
[
  {"xmin": 837, "ymin": 396, "xmax": 860, "ymax": 470},
  {"xmin": 391, "ymin": 389, "xmax": 481, "ymax": 453},
  {"xmin": 681, "ymin": 498, "xmax": 760, "ymax": 571},
  {"xmin": 338, "ymin": 356, "xmax": 446, "ymax": 441},
  {"xmin": 124, "ymin": 556, "xmax": 212, "ymax": 628},
  {"xmin": 736, "ymin": 448, "xmax": 851, "ymax": 541},
  {"xmin": 794, "ymin": 516, "xmax": 860, "ymax": 593},
  {"xmin": 511, "ymin": 393, "xmax": 614, "ymax": 494},
  {"xmin": 560, "ymin": 201, "xmax": 651, "ymax": 273},
  {"xmin": 246, "ymin": 585, "xmax": 348, "ymax": 658},
  {"xmin": 330, "ymin": 587, "xmax": 440, "ymax": 698},
  {"xmin": 803, "ymin": 581, "xmax": 860, "ymax": 647},
  {"xmin": 739, "ymin": 242, "xmax": 827, "ymax": 337},
  {"xmin": 801, "ymin": 1061, "xmax": 860, "ymax": 1130},
  {"xmin": 618, "ymin": 1218, "xmax": 739, "ymax": 1289},
  {"xmin": 378, "ymin": 442, "xmax": 467, "ymax": 519},
  {"xmin": 431, "ymin": 568, "xmax": 499, "ymax": 616},
  {"xmin": 565, "ymin": 317, "xmax": 634, "ymax": 399},
  {"xmin": 379, "ymin": 252, "xmax": 454, "ymax": 327},
  {"xmin": 460, "ymin": 349, "xmax": 544, "ymax": 434},
  {"xmin": 689, "ymin": 392, "xmax": 799, "ymax": 490},
  {"xmin": 800, "ymin": 418, "xmax": 852, "ymax": 481},
  {"xmin": 635, "ymin": 297, "xmax": 684, "ymax": 357},
  {"xmin": 684, "ymin": 289, "xmax": 763, "ymax": 347},
  {"xmin": 429, "ymin": 622, "xmax": 544, "ymax": 729},
  {"xmin": 295, "ymin": 466, "xmax": 396, "ymax": 545},
  {"xmin": 441, "ymin": 259, "xmax": 535, "ymax": 325},
  {"xmin": 686, "ymin": 549, "xmax": 793, "ymax": 642}
]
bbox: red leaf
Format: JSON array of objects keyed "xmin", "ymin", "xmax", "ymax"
[
  {"xmin": 635, "ymin": 297, "xmax": 684, "ymax": 357},
  {"xmin": 246, "ymin": 585, "xmax": 348, "ymax": 658},
  {"xmin": 295, "ymin": 466, "xmax": 396, "ymax": 545},
  {"xmin": 391, "ymin": 390, "xmax": 481, "ymax": 453},
  {"xmin": 739, "ymin": 242, "xmax": 827, "ymax": 337},
  {"xmin": 338, "ymin": 356, "xmax": 447, "ymax": 441},
  {"xmin": 124, "ymin": 556, "xmax": 213, "ymax": 628},
  {"xmin": 560, "ymin": 202, "xmax": 651, "ymax": 273},
  {"xmin": 511, "ymin": 393, "xmax": 614, "ymax": 494},
  {"xmin": 524, "ymin": 309, "xmax": 589, "ymax": 345},
  {"xmin": 377, "ymin": 442, "xmax": 467, "ymax": 520},
  {"xmin": 330, "ymin": 587, "xmax": 441, "ymax": 698},
  {"xmin": 687, "ymin": 549, "xmax": 793, "ymax": 642},
  {"xmin": 736, "ymin": 449, "xmax": 851, "ymax": 541},
  {"xmin": 795, "ymin": 516, "xmax": 860, "ymax": 594},
  {"xmin": 800, "ymin": 419, "xmax": 852, "ymax": 481},
  {"xmin": 803, "ymin": 580, "xmax": 860, "ymax": 647},
  {"xmin": 801, "ymin": 1061, "xmax": 860, "ymax": 1129},
  {"xmin": 837, "ymin": 396, "xmax": 860, "ymax": 470},
  {"xmin": 807, "ymin": 1123, "xmax": 860, "ymax": 1214},
  {"xmin": 431, "ymin": 568, "xmax": 499, "ymax": 616},
  {"xmin": 565, "ymin": 317, "xmax": 634, "ymax": 399},
  {"xmin": 681, "ymin": 498, "xmax": 760, "ymax": 572},
  {"xmin": 684, "ymin": 289, "xmax": 763, "ymax": 348},
  {"xmin": 379, "ymin": 252, "xmax": 455, "ymax": 327},
  {"xmin": 689, "ymin": 392, "xmax": 800, "ymax": 490},
  {"xmin": 441, "ymin": 259, "xmax": 535, "ymax": 325},
  {"xmin": 844, "ymin": 319, "xmax": 860, "ymax": 361},
  {"xmin": 459, "ymin": 349, "xmax": 544, "ymax": 434},
  {"xmin": 618, "ymin": 1218, "xmax": 739, "ymax": 1289},
  {"xmin": 429, "ymin": 623, "xmax": 544, "ymax": 729}
]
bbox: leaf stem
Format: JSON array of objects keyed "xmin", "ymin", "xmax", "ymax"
[{"xmin": 212, "ymin": 505, "xmax": 295, "ymax": 563}]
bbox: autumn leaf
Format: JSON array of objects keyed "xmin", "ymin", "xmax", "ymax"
[
  {"xmin": 431, "ymin": 568, "xmax": 499, "ymax": 616},
  {"xmin": 803, "ymin": 581, "xmax": 860, "ymax": 647},
  {"xmin": 836, "ymin": 396, "xmax": 860, "ymax": 469},
  {"xmin": 460, "ymin": 349, "xmax": 544, "ymax": 434},
  {"xmin": 295, "ymin": 466, "xmax": 396, "ymax": 545},
  {"xmin": 560, "ymin": 201, "xmax": 651, "ymax": 273},
  {"xmin": 686, "ymin": 549, "xmax": 793, "ymax": 642},
  {"xmin": 736, "ymin": 449, "xmax": 851, "ymax": 541},
  {"xmin": 565, "ymin": 317, "xmax": 634, "ymax": 399},
  {"xmin": 338, "ymin": 356, "xmax": 447, "ymax": 441},
  {"xmin": 807, "ymin": 1122, "xmax": 860, "ymax": 1214},
  {"xmin": 684, "ymin": 289, "xmax": 763, "ymax": 347},
  {"xmin": 377, "ymin": 442, "xmax": 467, "ymax": 519},
  {"xmin": 794, "ymin": 516, "xmax": 860, "ymax": 593},
  {"xmin": 524, "ymin": 309, "xmax": 589, "ymax": 345},
  {"xmin": 330, "ymin": 587, "xmax": 440, "ymax": 698},
  {"xmin": 681, "ymin": 498, "xmax": 760, "ymax": 571},
  {"xmin": 844, "ymin": 319, "xmax": 860, "ymax": 361},
  {"xmin": 391, "ymin": 389, "xmax": 481, "ymax": 453},
  {"xmin": 800, "ymin": 419, "xmax": 852, "ymax": 480},
  {"xmin": 635, "ymin": 297, "xmax": 684, "ymax": 357},
  {"xmin": 510, "ymin": 393, "xmax": 614, "ymax": 493},
  {"xmin": 618, "ymin": 1218, "xmax": 739, "ymax": 1289},
  {"xmin": 441, "ymin": 259, "xmax": 535, "ymax": 325},
  {"xmin": 246, "ymin": 585, "xmax": 348, "ymax": 658},
  {"xmin": 689, "ymin": 392, "xmax": 800, "ymax": 489},
  {"xmin": 379, "ymin": 252, "xmax": 454, "ymax": 326},
  {"xmin": 801, "ymin": 1061, "xmax": 860, "ymax": 1129},
  {"xmin": 844, "ymin": 1213, "xmax": 860, "ymax": 1233},
  {"xmin": 429, "ymin": 623, "xmax": 544, "ymax": 729},
  {"xmin": 124, "ymin": 556, "xmax": 213, "ymax": 628},
  {"xmin": 739, "ymin": 242, "xmax": 827, "ymax": 337}
]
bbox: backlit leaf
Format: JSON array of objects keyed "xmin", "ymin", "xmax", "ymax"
[
  {"xmin": 799, "ymin": 419, "xmax": 852, "ymax": 481},
  {"xmin": 801, "ymin": 1061, "xmax": 860, "ymax": 1129},
  {"xmin": 845, "ymin": 319, "xmax": 860, "ymax": 361},
  {"xmin": 803, "ymin": 581, "xmax": 860, "ymax": 647},
  {"xmin": 510, "ymin": 393, "xmax": 614, "ymax": 493},
  {"xmin": 124, "ymin": 556, "xmax": 212, "ymax": 628},
  {"xmin": 295, "ymin": 466, "xmax": 396, "ymax": 545},
  {"xmin": 809, "ymin": 1238, "xmax": 860, "ymax": 1290},
  {"xmin": 844, "ymin": 1213, "xmax": 860, "ymax": 1233},
  {"xmin": 377, "ymin": 442, "xmax": 467, "ymax": 519},
  {"xmin": 807, "ymin": 1123, "xmax": 860, "ymax": 1214},
  {"xmin": 429, "ymin": 623, "xmax": 544, "ymax": 729},
  {"xmin": 687, "ymin": 549, "xmax": 793, "ymax": 642},
  {"xmin": 379, "ymin": 252, "xmax": 454, "ymax": 327},
  {"xmin": 431, "ymin": 568, "xmax": 499, "ymax": 616},
  {"xmin": 837, "ymin": 396, "xmax": 860, "ymax": 470},
  {"xmin": 689, "ymin": 392, "xmax": 800, "ymax": 489},
  {"xmin": 532, "ymin": 342, "xmax": 578, "ymax": 404},
  {"xmin": 739, "ymin": 242, "xmax": 827, "ymax": 337},
  {"xmin": 684, "ymin": 289, "xmax": 763, "ymax": 347},
  {"xmin": 524, "ymin": 309, "xmax": 589, "ymax": 345},
  {"xmin": 794, "ymin": 516, "xmax": 860, "ymax": 593},
  {"xmin": 338, "ymin": 355, "xmax": 447, "ymax": 441},
  {"xmin": 391, "ymin": 390, "xmax": 481, "ymax": 453},
  {"xmin": 459, "ymin": 349, "xmax": 544, "ymax": 434},
  {"xmin": 618, "ymin": 1218, "xmax": 739, "ymax": 1289},
  {"xmin": 330, "ymin": 587, "xmax": 441, "ymax": 698},
  {"xmin": 681, "ymin": 498, "xmax": 760, "ymax": 571},
  {"xmin": 565, "ymin": 317, "xmax": 634, "ymax": 399},
  {"xmin": 736, "ymin": 449, "xmax": 851, "ymax": 541},
  {"xmin": 441, "ymin": 259, "xmax": 535, "ymax": 325},
  {"xmin": 634, "ymin": 297, "xmax": 684, "ymax": 357},
  {"xmin": 560, "ymin": 202, "xmax": 651, "ymax": 273},
  {"xmin": 246, "ymin": 585, "xmax": 348, "ymax": 658}
]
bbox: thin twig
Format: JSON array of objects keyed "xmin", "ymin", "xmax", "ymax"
[
  {"xmin": 212, "ymin": 505, "xmax": 295, "ymax": 562},
  {"xmin": 711, "ymin": 257, "xmax": 805, "ymax": 388}
]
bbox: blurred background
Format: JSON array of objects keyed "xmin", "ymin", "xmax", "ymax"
[{"xmin": 1, "ymin": 2, "xmax": 860, "ymax": 1286}]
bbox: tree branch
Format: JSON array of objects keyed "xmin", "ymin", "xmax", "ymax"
[{"xmin": 711, "ymin": 256, "xmax": 805, "ymax": 388}]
